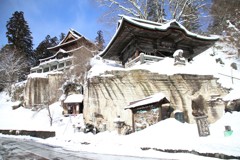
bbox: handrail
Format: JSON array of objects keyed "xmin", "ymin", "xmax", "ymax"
[
  {"xmin": 218, "ymin": 73, "xmax": 240, "ymax": 80},
  {"xmin": 125, "ymin": 53, "xmax": 164, "ymax": 68},
  {"xmin": 125, "ymin": 56, "xmax": 140, "ymax": 68}
]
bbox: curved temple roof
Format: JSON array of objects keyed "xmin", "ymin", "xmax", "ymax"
[{"xmin": 100, "ymin": 15, "xmax": 219, "ymax": 61}]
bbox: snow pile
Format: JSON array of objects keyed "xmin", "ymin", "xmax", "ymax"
[
  {"xmin": 28, "ymin": 72, "xmax": 48, "ymax": 78},
  {"xmin": 126, "ymin": 113, "xmax": 240, "ymax": 156},
  {"xmin": 0, "ymin": 92, "xmax": 62, "ymax": 131},
  {"xmin": 88, "ymin": 56, "xmax": 123, "ymax": 78}
]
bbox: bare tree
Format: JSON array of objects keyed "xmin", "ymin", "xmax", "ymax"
[
  {"xmin": 168, "ymin": 0, "xmax": 206, "ymax": 31},
  {"xmin": 97, "ymin": 0, "xmax": 206, "ymax": 31},
  {"xmin": 63, "ymin": 47, "xmax": 95, "ymax": 84},
  {"xmin": 97, "ymin": 0, "xmax": 165, "ymax": 23},
  {"xmin": 0, "ymin": 49, "xmax": 27, "ymax": 96},
  {"xmin": 208, "ymin": 0, "xmax": 240, "ymax": 35},
  {"xmin": 44, "ymin": 100, "xmax": 53, "ymax": 126}
]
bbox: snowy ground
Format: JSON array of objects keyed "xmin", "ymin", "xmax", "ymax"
[
  {"xmin": 0, "ymin": 91, "xmax": 240, "ymax": 160},
  {"xmin": 1, "ymin": 39, "xmax": 240, "ymax": 159}
]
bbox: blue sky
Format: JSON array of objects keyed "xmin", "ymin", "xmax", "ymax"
[{"xmin": 0, "ymin": 0, "xmax": 114, "ymax": 48}]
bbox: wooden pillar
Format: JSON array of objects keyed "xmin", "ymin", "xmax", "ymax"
[
  {"xmin": 158, "ymin": 105, "xmax": 162, "ymax": 122},
  {"xmin": 134, "ymin": 49, "xmax": 139, "ymax": 58},
  {"xmin": 132, "ymin": 110, "xmax": 135, "ymax": 132}
]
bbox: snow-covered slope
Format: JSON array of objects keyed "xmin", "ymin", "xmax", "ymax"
[{"xmin": 0, "ymin": 91, "xmax": 240, "ymax": 159}]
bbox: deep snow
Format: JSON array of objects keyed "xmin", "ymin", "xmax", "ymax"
[{"xmin": 0, "ymin": 92, "xmax": 240, "ymax": 159}]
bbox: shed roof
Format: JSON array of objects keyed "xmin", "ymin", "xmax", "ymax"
[
  {"xmin": 100, "ymin": 15, "xmax": 219, "ymax": 60},
  {"xmin": 64, "ymin": 94, "xmax": 84, "ymax": 103},
  {"xmin": 125, "ymin": 93, "xmax": 169, "ymax": 110}
]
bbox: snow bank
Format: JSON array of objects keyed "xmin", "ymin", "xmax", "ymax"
[
  {"xmin": 88, "ymin": 56, "xmax": 123, "ymax": 78},
  {"xmin": 28, "ymin": 73, "xmax": 48, "ymax": 78}
]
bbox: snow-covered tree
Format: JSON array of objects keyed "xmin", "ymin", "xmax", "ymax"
[
  {"xmin": 0, "ymin": 48, "xmax": 27, "ymax": 96},
  {"xmin": 176, "ymin": 1, "xmax": 202, "ymax": 32},
  {"xmin": 97, "ymin": 0, "xmax": 205, "ymax": 32},
  {"xmin": 208, "ymin": 0, "xmax": 240, "ymax": 35}
]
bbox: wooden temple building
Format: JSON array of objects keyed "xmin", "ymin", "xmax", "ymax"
[
  {"xmin": 29, "ymin": 29, "xmax": 98, "ymax": 116},
  {"xmin": 100, "ymin": 15, "xmax": 219, "ymax": 66},
  {"xmin": 31, "ymin": 29, "xmax": 98, "ymax": 73}
]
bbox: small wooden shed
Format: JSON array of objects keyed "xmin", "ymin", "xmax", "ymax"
[
  {"xmin": 125, "ymin": 93, "xmax": 170, "ymax": 132},
  {"xmin": 63, "ymin": 94, "xmax": 84, "ymax": 115}
]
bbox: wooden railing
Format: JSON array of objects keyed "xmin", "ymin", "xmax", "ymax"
[{"xmin": 125, "ymin": 53, "xmax": 164, "ymax": 68}]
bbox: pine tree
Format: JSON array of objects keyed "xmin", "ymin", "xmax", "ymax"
[
  {"xmin": 95, "ymin": 30, "xmax": 105, "ymax": 51},
  {"xmin": 34, "ymin": 35, "xmax": 60, "ymax": 65},
  {"xmin": 6, "ymin": 11, "xmax": 33, "ymax": 80},
  {"xmin": 6, "ymin": 11, "xmax": 33, "ymax": 59},
  {"xmin": 59, "ymin": 33, "xmax": 66, "ymax": 42}
]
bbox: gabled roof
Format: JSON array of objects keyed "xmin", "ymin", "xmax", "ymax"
[
  {"xmin": 48, "ymin": 29, "xmax": 83, "ymax": 50},
  {"xmin": 125, "ymin": 93, "xmax": 169, "ymax": 110},
  {"xmin": 61, "ymin": 29, "xmax": 82, "ymax": 44},
  {"xmin": 100, "ymin": 15, "xmax": 219, "ymax": 60}
]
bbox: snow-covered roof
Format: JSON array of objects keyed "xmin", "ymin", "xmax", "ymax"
[
  {"xmin": 38, "ymin": 44, "xmax": 97, "ymax": 65},
  {"xmin": 125, "ymin": 92, "xmax": 169, "ymax": 110},
  {"xmin": 121, "ymin": 15, "xmax": 218, "ymax": 40},
  {"xmin": 100, "ymin": 15, "xmax": 219, "ymax": 61},
  {"xmin": 64, "ymin": 94, "xmax": 84, "ymax": 103},
  {"xmin": 39, "ymin": 48, "xmax": 67, "ymax": 63}
]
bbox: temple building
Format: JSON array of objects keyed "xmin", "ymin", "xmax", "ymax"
[
  {"xmin": 31, "ymin": 29, "xmax": 98, "ymax": 73},
  {"xmin": 100, "ymin": 15, "xmax": 219, "ymax": 67},
  {"xmin": 25, "ymin": 29, "xmax": 98, "ymax": 114}
]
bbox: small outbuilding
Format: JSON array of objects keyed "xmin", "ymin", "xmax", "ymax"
[
  {"xmin": 125, "ymin": 93, "xmax": 170, "ymax": 132},
  {"xmin": 63, "ymin": 94, "xmax": 84, "ymax": 115}
]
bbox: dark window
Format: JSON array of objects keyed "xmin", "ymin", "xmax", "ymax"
[
  {"xmin": 51, "ymin": 65, "xmax": 57, "ymax": 71},
  {"xmin": 43, "ymin": 67, "xmax": 49, "ymax": 72},
  {"xmin": 58, "ymin": 63, "xmax": 64, "ymax": 68},
  {"xmin": 66, "ymin": 61, "xmax": 72, "ymax": 66}
]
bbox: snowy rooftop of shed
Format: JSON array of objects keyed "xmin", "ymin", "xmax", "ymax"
[
  {"xmin": 64, "ymin": 94, "xmax": 84, "ymax": 103},
  {"xmin": 125, "ymin": 93, "xmax": 169, "ymax": 110}
]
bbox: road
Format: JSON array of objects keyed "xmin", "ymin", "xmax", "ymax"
[{"xmin": 0, "ymin": 137, "xmax": 169, "ymax": 160}]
